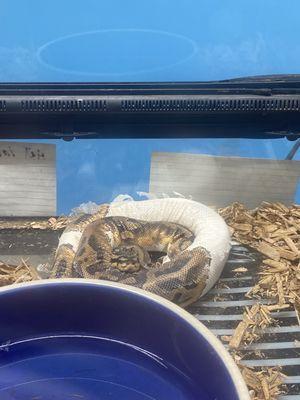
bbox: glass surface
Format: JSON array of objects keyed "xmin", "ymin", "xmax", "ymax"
[
  {"xmin": 0, "ymin": 138, "xmax": 298, "ymax": 215},
  {"xmin": 0, "ymin": 137, "xmax": 298, "ymax": 397},
  {"xmin": 1, "ymin": 2, "xmax": 300, "ymax": 397},
  {"xmin": 1, "ymin": 0, "xmax": 300, "ymax": 82}
]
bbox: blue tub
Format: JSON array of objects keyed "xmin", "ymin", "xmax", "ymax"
[{"xmin": 0, "ymin": 279, "xmax": 249, "ymax": 399}]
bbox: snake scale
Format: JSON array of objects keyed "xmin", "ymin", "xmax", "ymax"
[{"xmin": 50, "ymin": 199, "xmax": 231, "ymax": 307}]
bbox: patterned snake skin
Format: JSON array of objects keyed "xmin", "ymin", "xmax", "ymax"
[{"xmin": 50, "ymin": 199, "xmax": 230, "ymax": 307}]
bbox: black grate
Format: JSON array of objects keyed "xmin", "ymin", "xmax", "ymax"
[
  {"xmin": 0, "ymin": 100, "xmax": 6, "ymax": 111},
  {"xmin": 121, "ymin": 98, "xmax": 300, "ymax": 112},
  {"xmin": 21, "ymin": 99, "xmax": 107, "ymax": 112}
]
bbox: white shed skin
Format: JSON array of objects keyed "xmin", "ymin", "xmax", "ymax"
[{"xmin": 108, "ymin": 198, "xmax": 231, "ymax": 295}]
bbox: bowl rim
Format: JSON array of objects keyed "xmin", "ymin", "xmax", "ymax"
[{"xmin": 0, "ymin": 278, "xmax": 250, "ymax": 399}]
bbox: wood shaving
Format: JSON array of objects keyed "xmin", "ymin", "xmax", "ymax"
[
  {"xmin": 0, "ymin": 260, "xmax": 39, "ymax": 285},
  {"xmin": 219, "ymin": 201, "xmax": 300, "ymax": 399},
  {"xmin": 257, "ymin": 242, "xmax": 280, "ymax": 261},
  {"xmin": 0, "ymin": 216, "xmax": 69, "ymax": 230},
  {"xmin": 232, "ymin": 267, "xmax": 248, "ymax": 273},
  {"xmin": 240, "ymin": 365, "xmax": 287, "ymax": 400},
  {"xmin": 229, "ymin": 304, "xmax": 260, "ymax": 349}
]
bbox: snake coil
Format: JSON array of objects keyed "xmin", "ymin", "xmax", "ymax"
[{"xmin": 54, "ymin": 198, "xmax": 231, "ymax": 306}]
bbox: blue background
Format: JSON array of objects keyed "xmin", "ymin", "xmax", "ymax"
[
  {"xmin": 2, "ymin": 0, "xmax": 300, "ymax": 82},
  {"xmin": 1, "ymin": 1, "xmax": 300, "ymax": 213}
]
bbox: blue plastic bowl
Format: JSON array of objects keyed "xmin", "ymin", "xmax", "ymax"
[{"xmin": 0, "ymin": 279, "xmax": 249, "ymax": 400}]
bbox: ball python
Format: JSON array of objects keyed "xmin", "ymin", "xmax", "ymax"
[{"xmin": 50, "ymin": 198, "xmax": 231, "ymax": 307}]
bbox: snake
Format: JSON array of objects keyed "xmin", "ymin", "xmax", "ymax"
[{"xmin": 50, "ymin": 198, "xmax": 231, "ymax": 307}]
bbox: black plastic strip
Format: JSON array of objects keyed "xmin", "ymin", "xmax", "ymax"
[{"xmin": 0, "ymin": 80, "xmax": 300, "ymax": 139}]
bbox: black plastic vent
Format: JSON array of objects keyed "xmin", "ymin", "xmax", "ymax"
[
  {"xmin": 0, "ymin": 100, "xmax": 6, "ymax": 111},
  {"xmin": 121, "ymin": 98, "xmax": 300, "ymax": 112},
  {"xmin": 21, "ymin": 99, "xmax": 107, "ymax": 112}
]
